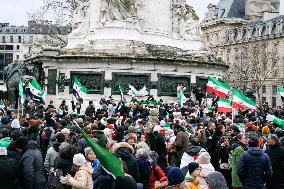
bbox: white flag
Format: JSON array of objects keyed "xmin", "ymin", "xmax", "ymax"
[{"xmin": 127, "ymin": 85, "xmax": 149, "ymax": 97}]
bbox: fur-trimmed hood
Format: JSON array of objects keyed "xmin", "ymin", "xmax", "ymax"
[{"xmin": 112, "ymin": 142, "xmax": 134, "ymax": 154}]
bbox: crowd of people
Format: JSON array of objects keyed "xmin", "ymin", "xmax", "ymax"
[{"xmin": 0, "ymin": 92, "xmax": 284, "ymax": 189}]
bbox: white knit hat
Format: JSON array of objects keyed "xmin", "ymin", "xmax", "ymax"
[{"xmin": 73, "ymin": 153, "xmax": 86, "ymax": 166}]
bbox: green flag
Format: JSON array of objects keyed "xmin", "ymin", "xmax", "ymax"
[
  {"xmin": 178, "ymin": 90, "xmax": 185, "ymax": 106},
  {"xmin": 0, "ymin": 137, "xmax": 10, "ymax": 148},
  {"xmin": 74, "ymin": 121, "xmax": 125, "ymax": 178},
  {"xmin": 19, "ymin": 78, "xmax": 24, "ymax": 105},
  {"xmin": 118, "ymin": 80, "xmax": 124, "ymax": 98}
]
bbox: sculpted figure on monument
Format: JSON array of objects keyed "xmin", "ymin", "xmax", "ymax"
[
  {"xmin": 71, "ymin": 0, "xmax": 90, "ymax": 36},
  {"xmin": 172, "ymin": 0, "xmax": 199, "ymax": 38},
  {"xmin": 99, "ymin": 0, "xmax": 138, "ymax": 25},
  {"xmin": 246, "ymin": 0, "xmax": 280, "ymax": 20}
]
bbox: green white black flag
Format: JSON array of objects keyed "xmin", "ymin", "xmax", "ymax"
[
  {"xmin": 73, "ymin": 77, "xmax": 88, "ymax": 103},
  {"xmin": 29, "ymin": 79, "xmax": 44, "ymax": 101}
]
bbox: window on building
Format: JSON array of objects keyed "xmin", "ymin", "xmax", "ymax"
[
  {"xmin": 18, "ymin": 36, "xmax": 21, "ymax": 43},
  {"xmin": 272, "ymin": 85, "xmax": 277, "ymax": 95},
  {"xmin": 2, "ymin": 36, "xmax": 5, "ymax": 43},
  {"xmin": 262, "ymin": 97, "xmax": 266, "ymax": 104},
  {"xmin": 5, "ymin": 45, "xmax": 13, "ymax": 50},
  {"xmin": 16, "ymin": 55, "xmax": 19, "ymax": 60},
  {"xmin": 16, "ymin": 45, "xmax": 20, "ymax": 50},
  {"xmin": 262, "ymin": 85, "xmax": 266, "ymax": 94},
  {"xmin": 10, "ymin": 36, "xmax": 13, "ymax": 43},
  {"xmin": 272, "ymin": 97, "xmax": 276, "ymax": 108},
  {"xmin": 6, "ymin": 29, "xmax": 10, "ymax": 32}
]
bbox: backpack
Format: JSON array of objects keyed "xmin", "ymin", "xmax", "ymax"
[
  {"xmin": 47, "ymin": 157, "xmax": 64, "ymax": 189},
  {"xmin": 47, "ymin": 168, "xmax": 64, "ymax": 189}
]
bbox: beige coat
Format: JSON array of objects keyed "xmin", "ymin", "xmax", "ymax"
[{"xmin": 67, "ymin": 163, "xmax": 93, "ymax": 189}]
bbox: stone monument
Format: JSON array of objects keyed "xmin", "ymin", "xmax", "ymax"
[
  {"xmin": 23, "ymin": 0, "xmax": 228, "ymax": 108},
  {"xmin": 245, "ymin": 0, "xmax": 280, "ymax": 20}
]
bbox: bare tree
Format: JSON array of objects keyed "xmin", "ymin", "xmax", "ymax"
[
  {"xmin": 26, "ymin": 0, "xmax": 78, "ymax": 46},
  {"xmin": 28, "ymin": 0, "xmax": 78, "ymax": 25},
  {"xmin": 226, "ymin": 42, "xmax": 279, "ymax": 106}
]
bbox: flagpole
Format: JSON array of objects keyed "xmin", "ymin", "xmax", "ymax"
[
  {"xmin": 232, "ymin": 108, "xmax": 234, "ymax": 123},
  {"xmin": 17, "ymin": 98, "xmax": 20, "ymax": 117},
  {"xmin": 22, "ymin": 104, "xmax": 24, "ymax": 118}
]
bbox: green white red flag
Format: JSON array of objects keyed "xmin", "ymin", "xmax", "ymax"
[
  {"xmin": 73, "ymin": 77, "xmax": 88, "ymax": 103},
  {"xmin": 232, "ymin": 89, "xmax": 256, "ymax": 110},
  {"xmin": 277, "ymin": 88, "xmax": 284, "ymax": 97},
  {"xmin": 217, "ymin": 98, "xmax": 232, "ymax": 112},
  {"xmin": 207, "ymin": 77, "xmax": 230, "ymax": 98}
]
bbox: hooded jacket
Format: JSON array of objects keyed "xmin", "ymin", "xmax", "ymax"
[
  {"xmin": 92, "ymin": 165, "xmax": 115, "ymax": 189},
  {"xmin": 67, "ymin": 163, "xmax": 93, "ymax": 189},
  {"xmin": 113, "ymin": 142, "xmax": 140, "ymax": 182},
  {"xmin": 44, "ymin": 143, "xmax": 60, "ymax": 172},
  {"xmin": 237, "ymin": 147, "xmax": 273, "ymax": 189},
  {"xmin": 180, "ymin": 145, "xmax": 206, "ymax": 173},
  {"xmin": 18, "ymin": 140, "xmax": 46, "ymax": 189}
]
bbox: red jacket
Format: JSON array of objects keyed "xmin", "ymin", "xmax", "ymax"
[{"xmin": 149, "ymin": 165, "xmax": 167, "ymax": 189}]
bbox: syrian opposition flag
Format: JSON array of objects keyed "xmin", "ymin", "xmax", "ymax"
[
  {"xmin": 178, "ymin": 90, "xmax": 186, "ymax": 106},
  {"xmin": 73, "ymin": 77, "xmax": 88, "ymax": 103},
  {"xmin": 266, "ymin": 114, "xmax": 284, "ymax": 129},
  {"xmin": 74, "ymin": 121, "xmax": 125, "ymax": 178},
  {"xmin": 118, "ymin": 80, "xmax": 124, "ymax": 98},
  {"xmin": 127, "ymin": 85, "xmax": 149, "ymax": 97},
  {"xmin": 232, "ymin": 89, "xmax": 256, "ymax": 110},
  {"xmin": 19, "ymin": 79, "xmax": 24, "ymax": 105},
  {"xmin": 278, "ymin": 88, "xmax": 284, "ymax": 98},
  {"xmin": 29, "ymin": 79, "xmax": 45, "ymax": 101},
  {"xmin": 207, "ymin": 77, "xmax": 230, "ymax": 98},
  {"xmin": 217, "ymin": 98, "xmax": 232, "ymax": 112}
]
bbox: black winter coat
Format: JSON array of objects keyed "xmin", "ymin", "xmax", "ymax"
[
  {"xmin": 7, "ymin": 143, "xmax": 22, "ymax": 163},
  {"xmin": 56, "ymin": 157, "xmax": 75, "ymax": 177},
  {"xmin": 265, "ymin": 143, "xmax": 284, "ymax": 181},
  {"xmin": 93, "ymin": 165, "xmax": 115, "ymax": 189},
  {"xmin": 0, "ymin": 156, "xmax": 17, "ymax": 189},
  {"xmin": 18, "ymin": 140, "xmax": 46, "ymax": 189},
  {"xmin": 115, "ymin": 147, "xmax": 140, "ymax": 182}
]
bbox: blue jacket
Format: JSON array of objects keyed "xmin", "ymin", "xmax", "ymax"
[{"xmin": 237, "ymin": 147, "xmax": 273, "ymax": 189}]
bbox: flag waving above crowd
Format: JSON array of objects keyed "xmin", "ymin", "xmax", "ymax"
[
  {"xmin": 207, "ymin": 76, "xmax": 230, "ymax": 98},
  {"xmin": 29, "ymin": 79, "xmax": 45, "ymax": 102},
  {"xmin": 127, "ymin": 85, "xmax": 149, "ymax": 97},
  {"xmin": 278, "ymin": 88, "xmax": 284, "ymax": 98},
  {"xmin": 73, "ymin": 77, "xmax": 88, "ymax": 103},
  {"xmin": 217, "ymin": 98, "xmax": 232, "ymax": 112},
  {"xmin": 232, "ymin": 89, "xmax": 256, "ymax": 110}
]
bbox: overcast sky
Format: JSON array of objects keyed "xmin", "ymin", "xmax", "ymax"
[{"xmin": 0, "ymin": 0, "xmax": 284, "ymax": 26}]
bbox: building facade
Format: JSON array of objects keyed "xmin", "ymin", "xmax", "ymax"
[
  {"xmin": 0, "ymin": 21, "xmax": 69, "ymax": 82},
  {"xmin": 201, "ymin": 0, "xmax": 284, "ymax": 107}
]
